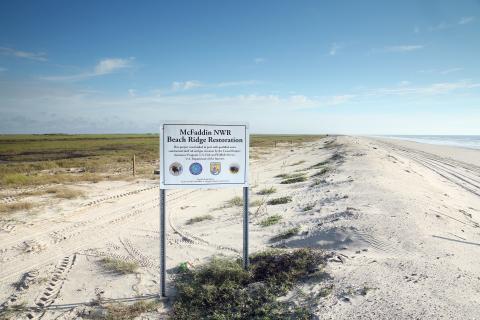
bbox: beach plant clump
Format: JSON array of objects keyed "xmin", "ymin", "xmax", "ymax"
[
  {"xmin": 275, "ymin": 172, "xmax": 305, "ymax": 179},
  {"xmin": 171, "ymin": 248, "xmax": 325, "ymax": 320},
  {"xmin": 225, "ymin": 196, "xmax": 243, "ymax": 207},
  {"xmin": 281, "ymin": 176, "xmax": 307, "ymax": 184},
  {"xmin": 309, "ymin": 161, "xmax": 329, "ymax": 170},
  {"xmin": 0, "ymin": 202, "xmax": 33, "ymax": 215},
  {"xmin": 270, "ymin": 227, "xmax": 300, "ymax": 242},
  {"xmin": 186, "ymin": 214, "xmax": 213, "ymax": 225},
  {"xmin": 100, "ymin": 257, "xmax": 138, "ymax": 274},
  {"xmin": 267, "ymin": 196, "xmax": 292, "ymax": 205},
  {"xmin": 257, "ymin": 187, "xmax": 277, "ymax": 195},
  {"xmin": 84, "ymin": 300, "xmax": 160, "ymax": 320},
  {"xmin": 259, "ymin": 214, "xmax": 282, "ymax": 227},
  {"xmin": 249, "ymin": 199, "xmax": 263, "ymax": 207},
  {"xmin": 311, "ymin": 167, "xmax": 329, "ymax": 177}
]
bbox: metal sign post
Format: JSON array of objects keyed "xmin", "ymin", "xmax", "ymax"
[
  {"xmin": 242, "ymin": 186, "xmax": 249, "ymax": 269},
  {"xmin": 159, "ymin": 122, "xmax": 249, "ymax": 297},
  {"xmin": 160, "ymin": 188, "xmax": 166, "ymax": 297}
]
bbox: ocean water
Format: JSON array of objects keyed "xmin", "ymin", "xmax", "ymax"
[{"xmin": 380, "ymin": 135, "xmax": 480, "ymax": 150}]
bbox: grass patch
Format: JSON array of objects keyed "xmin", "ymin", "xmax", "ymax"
[
  {"xmin": 186, "ymin": 214, "xmax": 213, "ymax": 225},
  {"xmin": 274, "ymin": 172, "xmax": 305, "ymax": 179},
  {"xmin": 311, "ymin": 167, "xmax": 330, "ymax": 177},
  {"xmin": 0, "ymin": 202, "xmax": 33, "ymax": 214},
  {"xmin": 249, "ymin": 199, "xmax": 263, "ymax": 207},
  {"xmin": 259, "ymin": 214, "xmax": 282, "ymax": 227},
  {"xmin": 85, "ymin": 300, "xmax": 160, "ymax": 320},
  {"xmin": 171, "ymin": 248, "xmax": 326, "ymax": 320},
  {"xmin": 302, "ymin": 204, "xmax": 315, "ymax": 212},
  {"xmin": 225, "ymin": 196, "xmax": 243, "ymax": 207},
  {"xmin": 281, "ymin": 176, "xmax": 307, "ymax": 184},
  {"xmin": 45, "ymin": 187, "xmax": 85, "ymax": 199},
  {"xmin": 270, "ymin": 227, "xmax": 300, "ymax": 242},
  {"xmin": 309, "ymin": 161, "xmax": 329, "ymax": 169},
  {"xmin": 257, "ymin": 187, "xmax": 276, "ymax": 195},
  {"xmin": 99, "ymin": 257, "xmax": 138, "ymax": 274},
  {"xmin": 267, "ymin": 196, "xmax": 292, "ymax": 205}
]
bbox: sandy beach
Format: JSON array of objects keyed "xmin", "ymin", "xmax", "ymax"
[{"xmin": 1, "ymin": 135, "xmax": 480, "ymax": 319}]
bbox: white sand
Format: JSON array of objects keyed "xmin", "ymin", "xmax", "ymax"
[{"xmin": 1, "ymin": 136, "xmax": 479, "ymax": 319}]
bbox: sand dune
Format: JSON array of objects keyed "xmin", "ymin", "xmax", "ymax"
[{"xmin": 1, "ymin": 136, "xmax": 479, "ymax": 319}]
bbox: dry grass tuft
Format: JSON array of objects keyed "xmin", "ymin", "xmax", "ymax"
[
  {"xmin": 0, "ymin": 202, "xmax": 33, "ymax": 214},
  {"xmin": 186, "ymin": 214, "xmax": 213, "ymax": 225},
  {"xmin": 99, "ymin": 257, "xmax": 138, "ymax": 274},
  {"xmin": 45, "ymin": 187, "xmax": 85, "ymax": 199}
]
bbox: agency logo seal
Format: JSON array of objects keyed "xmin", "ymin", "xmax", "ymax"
[
  {"xmin": 210, "ymin": 162, "xmax": 221, "ymax": 175},
  {"xmin": 169, "ymin": 162, "xmax": 183, "ymax": 176},
  {"xmin": 189, "ymin": 162, "xmax": 203, "ymax": 175},
  {"xmin": 229, "ymin": 163, "xmax": 240, "ymax": 174}
]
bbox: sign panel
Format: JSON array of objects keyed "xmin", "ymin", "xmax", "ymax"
[{"xmin": 160, "ymin": 123, "xmax": 249, "ymax": 189}]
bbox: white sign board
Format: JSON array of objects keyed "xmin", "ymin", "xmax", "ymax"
[{"xmin": 160, "ymin": 123, "xmax": 249, "ymax": 189}]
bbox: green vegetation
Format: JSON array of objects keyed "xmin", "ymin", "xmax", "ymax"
[
  {"xmin": 257, "ymin": 187, "xmax": 277, "ymax": 195},
  {"xmin": 281, "ymin": 176, "xmax": 307, "ymax": 184},
  {"xmin": 267, "ymin": 196, "xmax": 292, "ymax": 205},
  {"xmin": 186, "ymin": 214, "xmax": 213, "ymax": 225},
  {"xmin": 270, "ymin": 227, "xmax": 300, "ymax": 242},
  {"xmin": 0, "ymin": 202, "xmax": 33, "ymax": 215},
  {"xmin": 311, "ymin": 167, "xmax": 330, "ymax": 177},
  {"xmin": 0, "ymin": 134, "xmax": 324, "ymax": 187},
  {"xmin": 226, "ymin": 196, "xmax": 243, "ymax": 207},
  {"xmin": 171, "ymin": 248, "xmax": 325, "ymax": 320},
  {"xmin": 259, "ymin": 214, "xmax": 282, "ymax": 227},
  {"xmin": 99, "ymin": 257, "xmax": 138, "ymax": 274},
  {"xmin": 309, "ymin": 161, "xmax": 329, "ymax": 169},
  {"xmin": 302, "ymin": 204, "xmax": 315, "ymax": 212},
  {"xmin": 274, "ymin": 172, "xmax": 305, "ymax": 179},
  {"xmin": 85, "ymin": 300, "xmax": 160, "ymax": 320}
]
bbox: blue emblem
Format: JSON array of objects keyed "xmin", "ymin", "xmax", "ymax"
[{"xmin": 189, "ymin": 162, "xmax": 203, "ymax": 175}]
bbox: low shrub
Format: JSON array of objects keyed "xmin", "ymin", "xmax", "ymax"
[
  {"xmin": 267, "ymin": 196, "xmax": 292, "ymax": 205},
  {"xmin": 171, "ymin": 248, "xmax": 325, "ymax": 320},
  {"xmin": 259, "ymin": 214, "xmax": 282, "ymax": 227}
]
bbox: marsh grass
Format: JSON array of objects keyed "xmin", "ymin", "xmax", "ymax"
[
  {"xmin": 259, "ymin": 214, "xmax": 282, "ymax": 227},
  {"xmin": 270, "ymin": 227, "xmax": 300, "ymax": 242},
  {"xmin": 186, "ymin": 214, "xmax": 213, "ymax": 225},
  {"xmin": 257, "ymin": 187, "xmax": 277, "ymax": 195},
  {"xmin": 171, "ymin": 248, "xmax": 325, "ymax": 320},
  {"xmin": 100, "ymin": 257, "xmax": 138, "ymax": 274},
  {"xmin": 267, "ymin": 196, "xmax": 292, "ymax": 205}
]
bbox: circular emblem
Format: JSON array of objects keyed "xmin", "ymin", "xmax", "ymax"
[
  {"xmin": 229, "ymin": 163, "xmax": 240, "ymax": 174},
  {"xmin": 169, "ymin": 162, "xmax": 183, "ymax": 176},
  {"xmin": 189, "ymin": 162, "xmax": 203, "ymax": 175}
]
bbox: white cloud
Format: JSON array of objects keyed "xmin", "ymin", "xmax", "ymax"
[
  {"xmin": 440, "ymin": 67, "xmax": 463, "ymax": 75},
  {"xmin": 254, "ymin": 57, "xmax": 266, "ymax": 64},
  {"xmin": 172, "ymin": 80, "xmax": 203, "ymax": 91},
  {"xmin": 398, "ymin": 81, "xmax": 410, "ymax": 86},
  {"xmin": 327, "ymin": 95, "xmax": 355, "ymax": 105},
  {"xmin": 329, "ymin": 43, "xmax": 341, "ymax": 56},
  {"xmin": 170, "ymin": 80, "xmax": 259, "ymax": 91},
  {"xmin": 0, "ymin": 46, "xmax": 47, "ymax": 61},
  {"xmin": 459, "ymin": 16, "xmax": 475, "ymax": 25},
  {"xmin": 383, "ymin": 45, "xmax": 424, "ymax": 52},
  {"xmin": 366, "ymin": 80, "xmax": 480, "ymax": 96},
  {"xmin": 41, "ymin": 57, "xmax": 134, "ymax": 81}
]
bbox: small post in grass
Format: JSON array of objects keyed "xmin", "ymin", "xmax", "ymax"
[{"xmin": 133, "ymin": 154, "xmax": 136, "ymax": 176}]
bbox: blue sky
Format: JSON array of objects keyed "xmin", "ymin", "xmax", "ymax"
[{"xmin": 0, "ymin": 0, "xmax": 479, "ymax": 134}]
